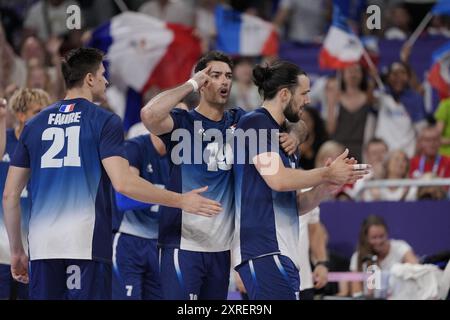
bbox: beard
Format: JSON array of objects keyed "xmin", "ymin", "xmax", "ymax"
[{"xmin": 283, "ymin": 98, "xmax": 300, "ymax": 123}]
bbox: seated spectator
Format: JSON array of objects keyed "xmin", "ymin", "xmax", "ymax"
[
  {"xmin": 349, "ymin": 215, "xmax": 419, "ymax": 298},
  {"xmin": 409, "ymin": 125, "xmax": 450, "ymax": 179},
  {"xmin": 364, "ymin": 150, "xmax": 417, "ymax": 201},
  {"xmin": 375, "ymin": 61, "xmax": 427, "ymax": 157},
  {"xmin": 227, "ymin": 57, "xmax": 261, "ymax": 112},
  {"xmin": 434, "ymin": 98, "xmax": 450, "ymax": 157},
  {"xmin": 138, "ymin": 0, "xmax": 195, "ymax": 27}
]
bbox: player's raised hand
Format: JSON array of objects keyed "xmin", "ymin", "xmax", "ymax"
[
  {"xmin": 181, "ymin": 186, "xmax": 222, "ymax": 217},
  {"xmin": 191, "ymin": 65, "xmax": 213, "ymax": 90},
  {"xmin": 10, "ymin": 252, "xmax": 29, "ymax": 284},
  {"xmin": 325, "ymin": 149, "xmax": 369, "ymax": 185}
]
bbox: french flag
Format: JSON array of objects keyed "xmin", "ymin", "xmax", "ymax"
[
  {"xmin": 59, "ymin": 103, "xmax": 75, "ymax": 113},
  {"xmin": 319, "ymin": 3, "xmax": 364, "ymax": 69},
  {"xmin": 89, "ymin": 12, "xmax": 202, "ymax": 130},
  {"xmin": 214, "ymin": 5, "xmax": 278, "ymax": 57},
  {"xmin": 428, "ymin": 41, "xmax": 450, "ymax": 99}
]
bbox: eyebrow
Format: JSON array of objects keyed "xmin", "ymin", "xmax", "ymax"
[{"xmin": 210, "ymin": 71, "xmax": 233, "ymax": 75}]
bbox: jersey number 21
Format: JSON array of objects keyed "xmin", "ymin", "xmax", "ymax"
[{"xmin": 41, "ymin": 126, "xmax": 81, "ymax": 168}]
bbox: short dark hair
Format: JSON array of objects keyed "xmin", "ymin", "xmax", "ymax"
[
  {"xmin": 194, "ymin": 50, "xmax": 233, "ymax": 73},
  {"xmin": 253, "ymin": 60, "xmax": 306, "ymax": 100},
  {"xmin": 61, "ymin": 47, "xmax": 104, "ymax": 89}
]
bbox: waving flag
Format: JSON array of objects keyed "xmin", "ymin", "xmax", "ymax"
[
  {"xmin": 319, "ymin": 3, "xmax": 364, "ymax": 69},
  {"xmin": 428, "ymin": 41, "xmax": 450, "ymax": 99},
  {"xmin": 89, "ymin": 12, "xmax": 201, "ymax": 130},
  {"xmin": 214, "ymin": 5, "xmax": 278, "ymax": 57}
]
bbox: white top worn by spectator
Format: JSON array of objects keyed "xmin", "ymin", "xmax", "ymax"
[
  {"xmin": 298, "ymin": 207, "xmax": 320, "ymax": 291},
  {"xmin": 278, "ymin": 0, "xmax": 329, "ymax": 43},
  {"xmin": 350, "ymin": 239, "xmax": 412, "ymax": 272},
  {"xmin": 375, "ymin": 92, "xmax": 425, "ymax": 158},
  {"xmin": 389, "ymin": 263, "xmax": 450, "ymax": 300},
  {"xmin": 24, "ymin": 0, "xmax": 79, "ymax": 40},
  {"xmin": 139, "ymin": 0, "xmax": 195, "ymax": 27}
]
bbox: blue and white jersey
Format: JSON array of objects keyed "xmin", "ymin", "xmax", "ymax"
[
  {"xmin": 11, "ymin": 98, "xmax": 125, "ymax": 262},
  {"xmin": 159, "ymin": 108, "xmax": 246, "ymax": 252},
  {"xmin": 233, "ymin": 108, "xmax": 301, "ymax": 269},
  {"xmin": 0, "ymin": 129, "xmax": 31, "ymax": 265},
  {"xmin": 113, "ymin": 134, "xmax": 169, "ymax": 239}
]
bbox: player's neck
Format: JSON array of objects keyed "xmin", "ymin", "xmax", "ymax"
[
  {"xmin": 262, "ymin": 101, "xmax": 285, "ymax": 126},
  {"xmin": 195, "ymin": 102, "xmax": 224, "ymax": 121},
  {"xmin": 14, "ymin": 125, "xmax": 24, "ymax": 140},
  {"xmin": 64, "ymin": 87, "xmax": 93, "ymax": 102}
]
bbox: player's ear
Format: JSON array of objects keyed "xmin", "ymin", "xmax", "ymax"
[
  {"xmin": 279, "ymin": 87, "xmax": 291, "ymax": 104},
  {"xmin": 85, "ymin": 72, "xmax": 95, "ymax": 88}
]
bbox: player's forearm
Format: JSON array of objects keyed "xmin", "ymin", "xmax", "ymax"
[
  {"xmin": 141, "ymin": 82, "xmax": 193, "ymax": 132},
  {"xmin": 275, "ymin": 167, "xmax": 328, "ymax": 192},
  {"xmin": 2, "ymin": 195, "xmax": 25, "ymax": 254},
  {"xmin": 297, "ymin": 184, "xmax": 330, "ymax": 215},
  {"xmin": 119, "ymin": 174, "xmax": 183, "ymax": 209},
  {"xmin": 309, "ymin": 224, "xmax": 328, "ymax": 262}
]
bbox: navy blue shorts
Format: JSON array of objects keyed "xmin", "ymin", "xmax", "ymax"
[
  {"xmin": 112, "ymin": 232, "xmax": 162, "ymax": 300},
  {"xmin": 29, "ymin": 259, "xmax": 111, "ymax": 300},
  {"xmin": 0, "ymin": 264, "xmax": 28, "ymax": 300},
  {"xmin": 159, "ymin": 248, "xmax": 230, "ymax": 300},
  {"xmin": 236, "ymin": 254, "xmax": 300, "ymax": 300}
]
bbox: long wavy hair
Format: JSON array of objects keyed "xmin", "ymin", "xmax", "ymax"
[{"xmin": 356, "ymin": 215, "xmax": 388, "ymax": 271}]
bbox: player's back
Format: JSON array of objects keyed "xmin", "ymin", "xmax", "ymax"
[{"xmin": 13, "ymin": 98, "xmax": 124, "ymax": 262}]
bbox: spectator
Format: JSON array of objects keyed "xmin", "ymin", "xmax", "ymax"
[
  {"xmin": 350, "ymin": 214, "xmax": 419, "ymax": 297},
  {"xmin": 273, "ymin": 0, "xmax": 332, "ymax": 44},
  {"xmin": 409, "ymin": 125, "xmax": 450, "ymax": 179},
  {"xmin": 195, "ymin": 0, "xmax": 217, "ymax": 52},
  {"xmin": 0, "ymin": 24, "xmax": 27, "ymax": 93},
  {"xmin": 434, "ymin": 98, "xmax": 450, "ymax": 157},
  {"xmin": 345, "ymin": 138, "xmax": 389, "ymax": 200},
  {"xmin": 20, "ymin": 35, "xmax": 64, "ymax": 100},
  {"xmin": 375, "ymin": 61, "xmax": 427, "ymax": 157},
  {"xmin": 384, "ymin": 4, "xmax": 412, "ymax": 40},
  {"xmin": 327, "ymin": 63, "xmax": 376, "ymax": 161},
  {"xmin": 23, "ymin": 0, "xmax": 80, "ymax": 41},
  {"xmin": 365, "ymin": 150, "xmax": 417, "ymax": 201},
  {"xmin": 138, "ymin": 0, "xmax": 195, "ymax": 27},
  {"xmin": 227, "ymin": 57, "xmax": 261, "ymax": 111},
  {"xmin": 298, "ymin": 106, "xmax": 328, "ymax": 170}
]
